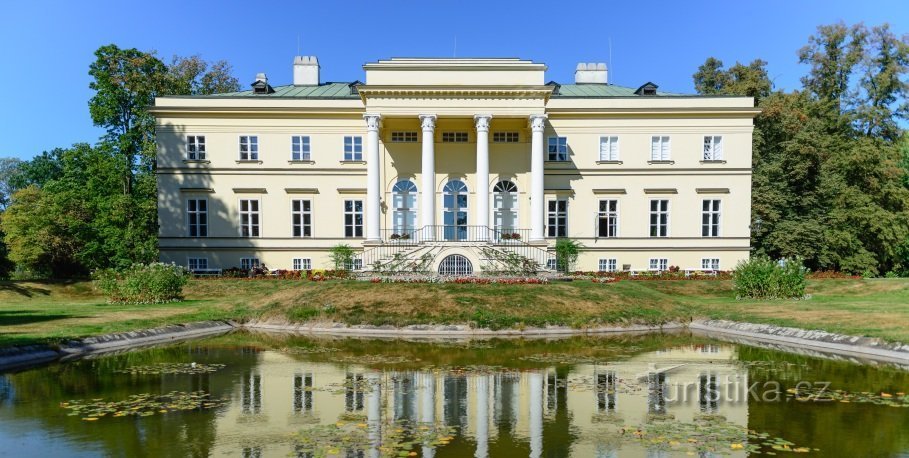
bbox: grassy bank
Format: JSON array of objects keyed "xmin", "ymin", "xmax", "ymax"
[{"xmin": 1, "ymin": 277, "xmax": 908, "ymax": 347}]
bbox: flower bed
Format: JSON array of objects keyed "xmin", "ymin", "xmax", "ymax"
[
  {"xmin": 807, "ymin": 271, "xmax": 862, "ymax": 280},
  {"xmin": 197, "ymin": 268, "xmax": 351, "ymax": 281},
  {"xmin": 570, "ymin": 270, "xmax": 733, "ymax": 281},
  {"xmin": 368, "ymin": 276, "xmax": 550, "ymax": 284}
]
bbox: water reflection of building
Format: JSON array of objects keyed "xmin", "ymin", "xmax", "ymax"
[{"xmin": 208, "ymin": 345, "xmax": 748, "ymax": 457}]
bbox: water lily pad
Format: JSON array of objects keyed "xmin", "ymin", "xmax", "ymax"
[
  {"xmin": 61, "ymin": 391, "xmax": 227, "ymax": 420},
  {"xmin": 115, "ymin": 363, "xmax": 226, "ymax": 375}
]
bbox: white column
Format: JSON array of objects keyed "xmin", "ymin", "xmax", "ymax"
[
  {"xmin": 474, "ymin": 375, "xmax": 490, "ymax": 458},
  {"xmin": 420, "ymin": 115, "xmax": 437, "ymax": 241},
  {"xmin": 367, "ymin": 373, "xmax": 382, "ymax": 458},
  {"xmin": 364, "ymin": 114, "xmax": 382, "ymax": 243},
  {"xmin": 474, "ymin": 115, "xmax": 492, "ymax": 241},
  {"xmin": 529, "ymin": 371, "xmax": 543, "ymax": 458},
  {"xmin": 529, "ymin": 114, "xmax": 547, "ymax": 242},
  {"xmin": 420, "ymin": 372, "xmax": 437, "ymax": 458}
]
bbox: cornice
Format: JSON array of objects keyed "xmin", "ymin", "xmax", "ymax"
[
  {"xmin": 545, "ymin": 107, "xmax": 762, "ymax": 119},
  {"xmin": 357, "ymin": 85, "xmax": 554, "ymax": 101}
]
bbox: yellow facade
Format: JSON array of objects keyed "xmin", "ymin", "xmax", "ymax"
[{"xmin": 153, "ymin": 57, "xmax": 758, "ymax": 274}]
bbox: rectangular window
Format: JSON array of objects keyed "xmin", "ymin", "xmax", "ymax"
[
  {"xmin": 702, "ymin": 199, "xmax": 721, "ymax": 237},
  {"xmin": 291, "ymin": 135, "xmax": 311, "ymax": 161},
  {"xmin": 701, "ymin": 258, "xmax": 720, "ymax": 270},
  {"xmin": 391, "ymin": 131, "xmax": 418, "ymax": 142},
  {"xmin": 597, "ymin": 200, "xmax": 618, "ymax": 237},
  {"xmin": 293, "ymin": 258, "xmax": 312, "ymax": 271},
  {"xmin": 703, "ymin": 136, "xmax": 723, "ymax": 160},
  {"xmin": 345, "ymin": 258, "xmax": 363, "ymax": 270},
  {"xmin": 187, "ymin": 199, "xmax": 208, "ymax": 237},
  {"xmin": 239, "ymin": 199, "xmax": 260, "ymax": 237},
  {"xmin": 546, "ymin": 258, "xmax": 558, "ymax": 270},
  {"xmin": 649, "ymin": 200, "xmax": 669, "ymax": 237},
  {"xmin": 598, "ymin": 258, "xmax": 617, "ymax": 272},
  {"xmin": 187, "ymin": 257, "xmax": 208, "ymax": 271},
  {"xmin": 650, "ymin": 136, "xmax": 671, "ymax": 161},
  {"xmin": 239, "ymin": 135, "xmax": 259, "ymax": 160},
  {"xmin": 596, "ymin": 371, "xmax": 617, "ymax": 412},
  {"xmin": 547, "ymin": 199, "xmax": 568, "ymax": 237},
  {"xmin": 441, "ymin": 132, "xmax": 468, "ymax": 143},
  {"xmin": 493, "ymin": 132, "xmax": 519, "ymax": 143},
  {"xmin": 547, "ymin": 136, "xmax": 568, "ymax": 161},
  {"xmin": 186, "ymin": 135, "xmax": 206, "ymax": 160},
  {"xmin": 344, "ymin": 200, "xmax": 364, "ymax": 238},
  {"xmin": 291, "ymin": 199, "xmax": 312, "ymax": 237},
  {"xmin": 293, "ymin": 373, "xmax": 313, "ymax": 413},
  {"xmin": 599, "ymin": 136, "xmax": 619, "ymax": 161},
  {"xmin": 240, "ymin": 258, "xmax": 260, "ymax": 270},
  {"xmin": 344, "ymin": 136, "xmax": 363, "ymax": 161},
  {"xmin": 649, "ymin": 258, "xmax": 668, "ymax": 271}
]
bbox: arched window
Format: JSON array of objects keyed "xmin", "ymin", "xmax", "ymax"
[
  {"xmin": 493, "ymin": 180, "xmax": 519, "ymax": 238},
  {"xmin": 442, "ymin": 180, "xmax": 468, "ymax": 241},
  {"xmin": 438, "ymin": 254, "xmax": 473, "ymax": 276},
  {"xmin": 391, "ymin": 180, "xmax": 417, "ymax": 237}
]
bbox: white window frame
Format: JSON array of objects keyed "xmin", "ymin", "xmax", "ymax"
[
  {"xmin": 293, "ymin": 258, "xmax": 312, "ymax": 271},
  {"xmin": 239, "ymin": 199, "xmax": 260, "ymax": 238},
  {"xmin": 390, "ymin": 131, "xmax": 418, "ymax": 143},
  {"xmin": 187, "ymin": 257, "xmax": 208, "ymax": 271},
  {"xmin": 186, "ymin": 198, "xmax": 208, "ymax": 237},
  {"xmin": 703, "ymin": 135, "xmax": 724, "ymax": 161},
  {"xmin": 598, "ymin": 258, "xmax": 617, "ymax": 272},
  {"xmin": 649, "ymin": 199, "xmax": 670, "ymax": 238},
  {"xmin": 291, "ymin": 135, "xmax": 311, "ymax": 161},
  {"xmin": 649, "ymin": 258, "xmax": 668, "ymax": 271},
  {"xmin": 701, "ymin": 258, "xmax": 720, "ymax": 270},
  {"xmin": 546, "ymin": 258, "xmax": 558, "ymax": 270},
  {"xmin": 599, "ymin": 136, "xmax": 619, "ymax": 161},
  {"xmin": 186, "ymin": 135, "xmax": 206, "ymax": 160},
  {"xmin": 702, "ymin": 199, "xmax": 721, "ymax": 237},
  {"xmin": 292, "ymin": 199, "xmax": 312, "ymax": 238},
  {"xmin": 239, "ymin": 135, "xmax": 259, "ymax": 161},
  {"xmin": 547, "ymin": 198, "xmax": 568, "ymax": 237},
  {"xmin": 650, "ymin": 136, "xmax": 671, "ymax": 161},
  {"xmin": 547, "ymin": 136, "xmax": 568, "ymax": 161},
  {"xmin": 441, "ymin": 132, "xmax": 469, "ymax": 143},
  {"xmin": 240, "ymin": 257, "xmax": 260, "ymax": 270},
  {"xmin": 344, "ymin": 199, "xmax": 364, "ymax": 238},
  {"xmin": 493, "ymin": 132, "xmax": 519, "ymax": 143},
  {"xmin": 344, "ymin": 136, "xmax": 363, "ymax": 161},
  {"xmin": 597, "ymin": 199, "xmax": 618, "ymax": 238}
]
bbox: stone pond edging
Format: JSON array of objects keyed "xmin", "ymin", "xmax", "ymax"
[
  {"xmin": 242, "ymin": 321, "xmax": 684, "ymax": 338},
  {"xmin": 689, "ymin": 319, "xmax": 909, "ymax": 366},
  {"xmin": 2, "ymin": 319, "xmax": 909, "ymax": 372},
  {"xmin": 0, "ymin": 321, "xmax": 234, "ymax": 372}
]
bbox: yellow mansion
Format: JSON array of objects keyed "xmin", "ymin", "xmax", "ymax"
[{"xmin": 152, "ymin": 57, "xmax": 758, "ymax": 275}]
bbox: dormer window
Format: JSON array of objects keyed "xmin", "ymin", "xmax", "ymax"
[
  {"xmin": 251, "ymin": 73, "xmax": 274, "ymax": 95},
  {"xmin": 635, "ymin": 82, "xmax": 659, "ymax": 96}
]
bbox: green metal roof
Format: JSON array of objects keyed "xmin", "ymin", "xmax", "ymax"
[
  {"xmin": 196, "ymin": 81, "xmax": 683, "ymax": 98},
  {"xmin": 207, "ymin": 82, "xmax": 360, "ymax": 98},
  {"xmin": 551, "ymin": 84, "xmax": 682, "ymax": 97}
]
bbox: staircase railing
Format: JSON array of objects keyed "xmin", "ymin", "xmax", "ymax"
[{"xmin": 359, "ymin": 225, "xmax": 554, "ymax": 274}]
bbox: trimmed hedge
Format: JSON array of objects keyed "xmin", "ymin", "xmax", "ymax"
[
  {"xmin": 93, "ymin": 263, "xmax": 189, "ymax": 304},
  {"xmin": 733, "ymin": 256, "xmax": 807, "ymax": 299}
]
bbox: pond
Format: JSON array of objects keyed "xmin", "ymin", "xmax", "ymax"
[{"xmin": 1, "ymin": 331, "xmax": 908, "ymax": 457}]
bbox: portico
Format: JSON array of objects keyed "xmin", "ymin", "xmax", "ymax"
[{"xmin": 362, "ymin": 111, "xmax": 548, "ymax": 244}]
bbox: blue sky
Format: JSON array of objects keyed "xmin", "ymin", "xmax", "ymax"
[{"xmin": 0, "ymin": 0, "xmax": 906, "ymax": 159}]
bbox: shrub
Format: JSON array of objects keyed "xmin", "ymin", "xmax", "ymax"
[
  {"xmin": 733, "ymin": 256, "xmax": 807, "ymax": 299},
  {"xmin": 554, "ymin": 238, "xmax": 582, "ymax": 273},
  {"xmin": 93, "ymin": 263, "xmax": 189, "ymax": 304},
  {"xmin": 329, "ymin": 244, "xmax": 356, "ymax": 271}
]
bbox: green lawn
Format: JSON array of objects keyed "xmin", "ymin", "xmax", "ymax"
[{"xmin": 1, "ymin": 277, "xmax": 908, "ymax": 347}]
